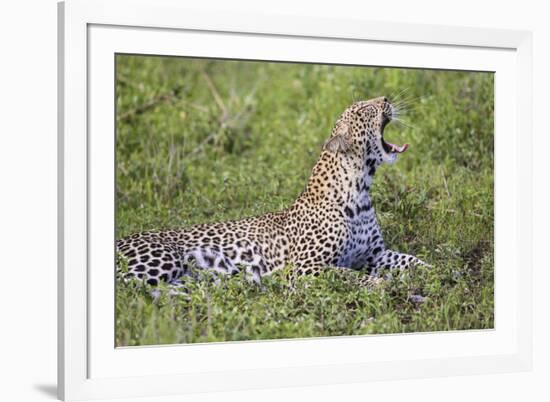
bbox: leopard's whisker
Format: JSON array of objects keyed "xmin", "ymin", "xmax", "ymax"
[
  {"xmin": 393, "ymin": 97, "xmax": 418, "ymax": 109},
  {"xmin": 390, "ymin": 87, "xmax": 410, "ymax": 103},
  {"xmin": 392, "ymin": 105, "xmax": 409, "ymax": 114},
  {"xmin": 393, "ymin": 99, "xmax": 419, "ymax": 114},
  {"xmin": 392, "ymin": 105, "xmax": 410, "ymax": 118},
  {"xmin": 393, "ymin": 117, "xmax": 415, "ymax": 130},
  {"xmin": 397, "ymin": 104, "xmax": 411, "ymax": 111},
  {"xmin": 399, "ymin": 94, "xmax": 422, "ymax": 104},
  {"xmin": 391, "ymin": 87, "xmax": 409, "ymax": 100},
  {"xmin": 394, "ymin": 92, "xmax": 419, "ymax": 103}
]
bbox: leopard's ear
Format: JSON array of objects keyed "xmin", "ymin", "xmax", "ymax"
[{"xmin": 323, "ymin": 123, "xmax": 351, "ymax": 153}]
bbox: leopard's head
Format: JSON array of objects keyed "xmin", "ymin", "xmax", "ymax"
[{"xmin": 324, "ymin": 96, "xmax": 408, "ymax": 168}]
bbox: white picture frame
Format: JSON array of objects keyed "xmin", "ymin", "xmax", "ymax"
[{"xmin": 58, "ymin": 0, "xmax": 533, "ymax": 400}]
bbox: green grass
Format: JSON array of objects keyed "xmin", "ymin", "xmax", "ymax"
[{"xmin": 115, "ymin": 55, "xmax": 494, "ymax": 346}]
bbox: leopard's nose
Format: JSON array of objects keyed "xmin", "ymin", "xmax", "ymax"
[{"xmin": 374, "ymin": 96, "xmax": 389, "ymax": 104}]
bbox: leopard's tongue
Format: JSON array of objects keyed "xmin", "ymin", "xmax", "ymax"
[{"xmin": 387, "ymin": 142, "xmax": 409, "ymax": 153}]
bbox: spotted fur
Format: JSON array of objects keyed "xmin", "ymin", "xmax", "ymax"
[{"xmin": 116, "ymin": 96, "xmax": 430, "ymax": 287}]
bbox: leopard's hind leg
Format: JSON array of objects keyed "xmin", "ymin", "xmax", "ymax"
[{"xmin": 116, "ymin": 238, "xmax": 186, "ymax": 286}]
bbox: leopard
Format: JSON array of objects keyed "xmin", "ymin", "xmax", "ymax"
[{"xmin": 116, "ymin": 96, "xmax": 430, "ymax": 288}]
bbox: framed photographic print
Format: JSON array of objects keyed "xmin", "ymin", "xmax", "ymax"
[{"xmin": 58, "ymin": 0, "xmax": 533, "ymax": 400}]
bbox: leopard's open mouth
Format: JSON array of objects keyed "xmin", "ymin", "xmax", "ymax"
[
  {"xmin": 382, "ymin": 138, "xmax": 409, "ymax": 154},
  {"xmin": 381, "ymin": 113, "xmax": 409, "ymax": 154}
]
